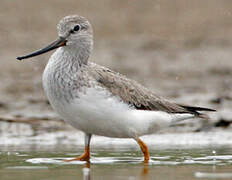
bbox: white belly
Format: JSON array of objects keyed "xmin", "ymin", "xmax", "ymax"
[{"xmin": 46, "ymin": 87, "xmax": 194, "ymax": 138}]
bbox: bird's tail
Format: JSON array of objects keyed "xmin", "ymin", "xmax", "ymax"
[{"xmin": 178, "ymin": 104, "xmax": 216, "ymax": 119}]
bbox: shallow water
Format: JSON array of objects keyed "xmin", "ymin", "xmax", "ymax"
[{"xmin": 1, "ymin": 147, "xmax": 232, "ymax": 180}]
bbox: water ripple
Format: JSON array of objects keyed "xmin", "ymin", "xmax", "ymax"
[
  {"xmin": 5, "ymin": 166, "xmax": 48, "ymax": 170},
  {"xmin": 195, "ymin": 172, "xmax": 232, "ymax": 179},
  {"xmin": 25, "ymin": 154, "xmax": 232, "ymax": 165}
]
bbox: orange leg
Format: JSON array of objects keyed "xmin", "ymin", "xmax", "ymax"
[
  {"xmin": 135, "ymin": 137, "xmax": 150, "ymax": 163},
  {"xmin": 64, "ymin": 134, "xmax": 92, "ymax": 162},
  {"xmin": 64, "ymin": 146, "xmax": 90, "ymax": 162}
]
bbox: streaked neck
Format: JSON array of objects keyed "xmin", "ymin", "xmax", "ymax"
[{"xmin": 64, "ymin": 36, "xmax": 93, "ymax": 65}]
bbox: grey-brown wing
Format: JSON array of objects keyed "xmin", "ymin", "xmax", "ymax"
[{"xmin": 88, "ymin": 62, "xmax": 197, "ymax": 114}]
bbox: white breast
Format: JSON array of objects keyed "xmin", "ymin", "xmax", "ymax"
[{"xmin": 42, "ymin": 49, "xmax": 195, "ymax": 138}]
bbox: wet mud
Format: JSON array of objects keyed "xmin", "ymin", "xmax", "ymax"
[{"xmin": 0, "ymin": 0, "xmax": 231, "ymax": 147}]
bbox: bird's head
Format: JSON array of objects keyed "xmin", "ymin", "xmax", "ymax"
[{"xmin": 17, "ymin": 15, "xmax": 93, "ymax": 60}]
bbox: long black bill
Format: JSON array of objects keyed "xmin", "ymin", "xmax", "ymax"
[{"xmin": 17, "ymin": 37, "xmax": 67, "ymax": 60}]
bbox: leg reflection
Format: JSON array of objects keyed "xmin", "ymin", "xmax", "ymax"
[
  {"xmin": 140, "ymin": 163, "xmax": 150, "ymax": 180},
  {"xmin": 82, "ymin": 162, "xmax": 91, "ymax": 180}
]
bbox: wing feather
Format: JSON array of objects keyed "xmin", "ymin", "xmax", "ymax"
[{"xmin": 88, "ymin": 62, "xmax": 215, "ymax": 116}]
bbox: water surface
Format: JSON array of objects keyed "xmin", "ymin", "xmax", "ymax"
[{"xmin": 1, "ymin": 147, "xmax": 232, "ymax": 180}]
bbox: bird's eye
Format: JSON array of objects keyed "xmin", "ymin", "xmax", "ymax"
[{"xmin": 73, "ymin": 25, "xmax": 80, "ymax": 32}]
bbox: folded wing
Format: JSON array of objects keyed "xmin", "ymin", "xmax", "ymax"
[{"xmin": 88, "ymin": 62, "xmax": 215, "ymax": 117}]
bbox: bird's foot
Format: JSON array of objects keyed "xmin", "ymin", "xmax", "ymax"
[
  {"xmin": 64, "ymin": 147, "xmax": 90, "ymax": 162},
  {"xmin": 64, "ymin": 153, "xmax": 90, "ymax": 162}
]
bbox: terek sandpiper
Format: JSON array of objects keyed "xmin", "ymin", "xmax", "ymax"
[{"xmin": 17, "ymin": 15, "xmax": 215, "ymax": 163}]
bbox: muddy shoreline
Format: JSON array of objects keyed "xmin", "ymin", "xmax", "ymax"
[{"xmin": 0, "ymin": 1, "xmax": 231, "ymax": 146}]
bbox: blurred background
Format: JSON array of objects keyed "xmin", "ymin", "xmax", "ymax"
[{"xmin": 0, "ymin": 0, "xmax": 232, "ymax": 147}]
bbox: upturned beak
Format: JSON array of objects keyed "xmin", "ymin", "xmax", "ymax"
[{"xmin": 17, "ymin": 37, "xmax": 67, "ymax": 60}]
